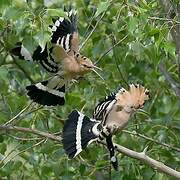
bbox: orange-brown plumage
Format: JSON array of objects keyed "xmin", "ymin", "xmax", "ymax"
[
  {"xmin": 103, "ymin": 84, "xmax": 149, "ymax": 133},
  {"xmin": 116, "ymin": 84, "xmax": 149, "ymax": 110}
]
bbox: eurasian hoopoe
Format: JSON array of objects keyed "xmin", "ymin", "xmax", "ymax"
[
  {"xmin": 10, "ymin": 8, "xmax": 101, "ymax": 106},
  {"xmin": 62, "ymin": 84, "xmax": 149, "ymax": 170}
]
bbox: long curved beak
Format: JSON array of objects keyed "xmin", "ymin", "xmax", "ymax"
[
  {"xmin": 92, "ymin": 68, "xmax": 104, "ymax": 80},
  {"xmin": 92, "ymin": 65, "xmax": 102, "ymax": 71}
]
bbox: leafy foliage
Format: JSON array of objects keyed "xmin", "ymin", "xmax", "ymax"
[{"xmin": 0, "ymin": 0, "xmax": 180, "ymax": 179}]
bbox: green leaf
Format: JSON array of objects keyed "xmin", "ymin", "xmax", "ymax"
[
  {"xmin": 128, "ymin": 17, "xmax": 138, "ymax": 34},
  {"xmin": 0, "ymin": 0, "xmax": 11, "ymax": 9},
  {"xmin": 3, "ymin": 7, "xmax": 23, "ymax": 21},
  {"xmin": 0, "ymin": 143, "xmax": 6, "ymax": 154},
  {"xmin": 34, "ymin": 31, "xmax": 51, "ymax": 52},
  {"xmin": 79, "ymin": 164, "xmax": 86, "ymax": 175},
  {"xmin": 163, "ymin": 41, "xmax": 176, "ymax": 57},
  {"xmin": 94, "ymin": 1, "xmax": 110, "ymax": 18},
  {"xmin": 46, "ymin": 9, "xmax": 67, "ymax": 18}
]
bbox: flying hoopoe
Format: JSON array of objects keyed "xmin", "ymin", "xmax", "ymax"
[
  {"xmin": 62, "ymin": 84, "xmax": 150, "ymax": 170},
  {"xmin": 10, "ymin": 8, "xmax": 101, "ymax": 106}
]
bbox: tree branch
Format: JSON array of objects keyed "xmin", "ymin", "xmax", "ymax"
[
  {"xmin": 148, "ymin": 16, "xmax": 180, "ymax": 24},
  {"xmin": 0, "ymin": 125, "xmax": 180, "ymax": 179},
  {"xmin": 114, "ymin": 143, "xmax": 180, "ymax": 179},
  {"xmin": 0, "ymin": 125, "xmax": 61, "ymax": 142}
]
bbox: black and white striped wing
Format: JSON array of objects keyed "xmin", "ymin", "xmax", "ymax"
[
  {"xmin": 93, "ymin": 92, "xmax": 116, "ymax": 125},
  {"xmin": 10, "ymin": 42, "xmax": 59, "ymax": 73},
  {"xmin": 32, "ymin": 45, "xmax": 59, "ymax": 73},
  {"xmin": 50, "ymin": 9, "xmax": 79, "ymax": 53}
]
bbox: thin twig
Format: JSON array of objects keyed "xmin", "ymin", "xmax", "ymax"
[
  {"xmin": 79, "ymin": 12, "xmax": 106, "ymax": 50},
  {"xmin": 111, "ymin": 35, "xmax": 128, "ymax": 86},
  {"xmin": 122, "ymin": 130, "xmax": 180, "ymax": 153},
  {"xmin": 148, "ymin": 16, "xmax": 180, "ymax": 24},
  {"xmin": 0, "ymin": 125, "xmax": 61, "ymax": 142},
  {"xmin": 7, "ymin": 134, "xmax": 43, "ymax": 141},
  {"xmin": 23, "ymin": 104, "xmax": 43, "ymax": 117},
  {"xmin": 95, "ymin": 35, "xmax": 128, "ymax": 65},
  {"xmin": 1, "ymin": 139, "xmax": 46, "ymax": 168},
  {"xmin": 3, "ymin": 102, "xmax": 33, "ymax": 126}
]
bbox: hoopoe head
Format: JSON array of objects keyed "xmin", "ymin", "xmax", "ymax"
[
  {"xmin": 115, "ymin": 84, "xmax": 149, "ymax": 114},
  {"xmin": 74, "ymin": 52, "xmax": 102, "ymax": 76}
]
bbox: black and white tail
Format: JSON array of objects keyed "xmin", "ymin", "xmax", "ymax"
[
  {"xmin": 105, "ymin": 135, "xmax": 118, "ymax": 170},
  {"xmin": 62, "ymin": 110, "xmax": 118, "ymax": 170},
  {"xmin": 26, "ymin": 80, "xmax": 65, "ymax": 106},
  {"xmin": 62, "ymin": 110, "xmax": 101, "ymax": 158}
]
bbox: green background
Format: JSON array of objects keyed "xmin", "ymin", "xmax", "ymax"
[{"xmin": 0, "ymin": 0, "xmax": 179, "ymax": 179}]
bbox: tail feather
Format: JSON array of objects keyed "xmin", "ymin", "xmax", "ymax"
[
  {"xmin": 106, "ymin": 136, "xmax": 118, "ymax": 171},
  {"xmin": 62, "ymin": 110, "xmax": 101, "ymax": 158},
  {"xmin": 26, "ymin": 80, "xmax": 65, "ymax": 106}
]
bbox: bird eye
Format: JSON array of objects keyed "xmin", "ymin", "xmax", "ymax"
[
  {"xmin": 145, "ymin": 91, "xmax": 149, "ymax": 95},
  {"xmin": 83, "ymin": 57, "xmax": 87, "ymax": 60},
  {"xmin": 76, "ymin": 53, "xmax": 80, "ymax": 57}
]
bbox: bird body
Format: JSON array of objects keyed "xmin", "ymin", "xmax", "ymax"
[
  {"xmin": 105, "ymin": 104, "xmax": 131, "ymax": 132},
  {"xmin": 11, "ymin": 9, "xmax": 100, "ymax": 106},
  {"xmin": 62, "ymin": 84, "xmax": 150, "ymax": 170}
]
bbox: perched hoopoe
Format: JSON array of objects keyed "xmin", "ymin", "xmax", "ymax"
[
  {"xmin": 10, "ymin": 8, "xmax": 101, "ymax": 106},
  {"xmin": 62, "ymin": 84, "xmax": 149, "ymax": 170}
]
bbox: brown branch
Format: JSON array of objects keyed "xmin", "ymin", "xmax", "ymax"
[
  {"xmin": 0, "ymin": 125, "xmax": 61, "ymax": 142},
  {"xmin": 114, "ymin": 143, "xmax": 180, "ymax": 179},
  {"xmin": 0, "ymin": 125, "xmax": 180, "ymax": 178}
]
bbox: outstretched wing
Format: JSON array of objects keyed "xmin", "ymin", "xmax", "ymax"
[
  {"xmin": 10, "ymin": 8, "xmax": 78, "ymax": 73},
  {"xmin": 50, "ymin": 9, "xmax": 79, "ymax": 53}
]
